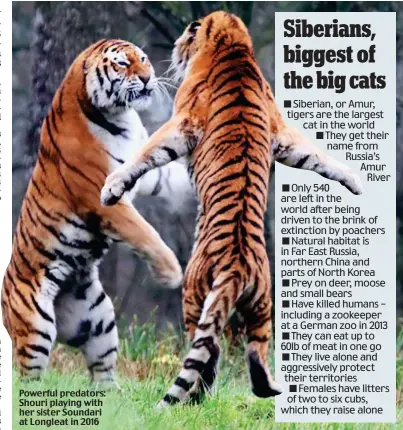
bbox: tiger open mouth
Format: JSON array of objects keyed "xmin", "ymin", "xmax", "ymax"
[
  {"xmin": 127, "ymin": 88, "xmax": 152, "ymax": 102},
  {"xmin": 138, "ymin": 88, "xmax": 153, "ymax": 97}
]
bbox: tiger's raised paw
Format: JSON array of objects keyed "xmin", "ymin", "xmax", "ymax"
[
  {"xmin": 152, "ymin": 266, "xmax": 183, "ymax": 289},
  {"xmin": 101, "ymin": 169, "xmax": 133, "ymax": 206},
  {"xmin": 149, "ymin": 249, "xmax": 183, "ymax": 289},
  {"xmin": 342, "ymin": 171, "xmax": 363, "ymax": 195}
]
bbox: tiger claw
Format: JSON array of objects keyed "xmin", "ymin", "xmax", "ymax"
[
  {"xmin": 101, "ymin": 188, "xmax": 122, "ymax": 206},
  {"xmin": 344, "ymin": 172, "xmax": 363, "ymax": 195},
  {"xmin": 101, "ymin": 172, "xmax": 128, "ymax": 206}
]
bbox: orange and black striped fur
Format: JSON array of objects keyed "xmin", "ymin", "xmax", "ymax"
[
  {"xmin": 101, "ymin": 12, "xmax": 362, "ymax": 404},
  {"xmin": 2, "ymin": 39, "xmax": 183, "ymax": 385}
]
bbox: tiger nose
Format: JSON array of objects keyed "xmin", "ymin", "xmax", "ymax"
[{"xmin": 139, "ymin": 75, "xmax": 150, "ymax": 87}]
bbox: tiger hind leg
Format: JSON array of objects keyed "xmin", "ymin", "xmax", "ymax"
[
  {"xmin": 159, "ymin": 277, "xmax": 241, "ymax": 407},
  {"xmin": 181, "ymin": 268, "xmax": 207, "ymax": 404},
  {"xmin": 7, "ymin": 286, "xmax": 57, "ymax": 378},
  {"xmin": 55, "ymin": 274, "xmax": 118, "ymax": 387},
  {"xmin": 239, "ymin": 283, "xmax": 282, "ymax": 398}
]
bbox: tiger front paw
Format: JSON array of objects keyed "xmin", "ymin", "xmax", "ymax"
[
  {"xmin": 101, "ymin": 170, "xmax": 133, "ymax": 206},
  {"xmin": 150, "ymin": 248, "xmax": 183, "ymax": 289},
  {"xmin": 343, "ymin": 171, "xmax": 363, "ymax": 195}
]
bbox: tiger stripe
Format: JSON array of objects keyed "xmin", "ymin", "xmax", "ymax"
[
  {"xmin": 101, "ymin": 11, "xmax": 363, "ymax": 406},
  {"xmin": 2, "ymin": 39, "xmax": 183, "ymax": 384}
]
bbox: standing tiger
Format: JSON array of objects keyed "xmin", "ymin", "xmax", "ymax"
[
  {"xmin": 2, "ymin": 39, "xmax": 183, "ymax": 385},
  {"xmin": 101, "ymin": 12, "xmax": 362, "ymax": 404}
]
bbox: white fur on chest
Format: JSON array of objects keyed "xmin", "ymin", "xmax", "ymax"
[{"xmin": 87, "ymin": 109, "xmax": 148, "ymax": 173}]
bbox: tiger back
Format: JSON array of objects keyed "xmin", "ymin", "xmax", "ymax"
[{"xmin": 100, "ymin": 12, "xmax": 362, "ymax": 405}]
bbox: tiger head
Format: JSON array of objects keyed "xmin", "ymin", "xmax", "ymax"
[
  {"xmin": 172, "ymin": 11, "xmax": 251, "ymax": 82},
  {"xmin": 83, "ymin": 39, "xmax": 156, "ymax": 113}
]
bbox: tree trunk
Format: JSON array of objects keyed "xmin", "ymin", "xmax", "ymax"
[{"xmin": 25, "ymin": 1, "xmax": 128, "ymax": 167}]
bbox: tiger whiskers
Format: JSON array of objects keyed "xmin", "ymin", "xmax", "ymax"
[
  {"xmin": 157, "ymin": 75, "xmax": 177, "ymax": 90},
  {"xmin": 161, "ymin": 61, "xmax": 182, "ymax": 84},
  {"xmin": 154, "ymin": 78, "xmax": 174, "ymax": 104},
  {"xmin": 161, "ymin": 61, "xmax": 176, "ymax": 77},
  {"xmin": 157, "ymin": 77, "xmax": 178, "ymax": 90}
]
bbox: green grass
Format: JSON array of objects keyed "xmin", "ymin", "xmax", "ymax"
[{"xmin": 13, "ymin": 321, "xmax": 403, "ymax": 430}]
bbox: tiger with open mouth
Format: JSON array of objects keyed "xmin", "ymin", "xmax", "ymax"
[{"xmin": 2, "ymin": 39, "xmax": 183, "ymax": 386}]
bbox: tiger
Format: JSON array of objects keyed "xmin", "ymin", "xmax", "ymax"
[
  {"xmin": 100, "ymin": 12, "xmax": 362, "ymax": 405},
  {"xmin": 1, "ymin": 39, "xmax": 183, "ymax": 386}
]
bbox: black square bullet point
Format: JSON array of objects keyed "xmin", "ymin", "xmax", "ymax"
[
  {"xmin": 290, "ymin": 385, "xmax": 297, "ymax": 393},
  {"xmin": 282, "ymin": 184, "xmax": 290, "ymax": 192},
  {"xmin": 283, "ymin": 353, "xmax": 290, "ymax": 361},
  {"xmin": 282, "ymin": 279, "xmax": 290, "ymax": 287},
  {"xmin": 284, "ymin": 100, "xmax": 292, "ymax": 108},
  {"xmin": 282, "ymin": 237, "xmax": 290, "ymax": 245},
  {"xmin": 282, "ymin": 300, "xmax": 290, "ymax": 308},
  {"xmin": 282, "ymin": 332, "xmax": 290, "ymax": 340},
  {"xmin": 316, "ymin": 131, "xmax": 324, "ymax": 139}
]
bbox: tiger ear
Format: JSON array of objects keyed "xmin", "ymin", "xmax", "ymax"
[{"xmin": 188, "ymin": 21, "xmax": 201, "ymax": 34}]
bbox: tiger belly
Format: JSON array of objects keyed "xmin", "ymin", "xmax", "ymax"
[{"xmin": 3, "ymin": 214, "xmax": 118, "ymax": 383}]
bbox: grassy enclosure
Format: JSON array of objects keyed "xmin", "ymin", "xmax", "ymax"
[
  {"xmin": 13, "ymin": 323, "xmax": 403, "ymax": 430},
  {"xmin": 10, "ymin": 2, "xmax": 403, "ymax": 428}
]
